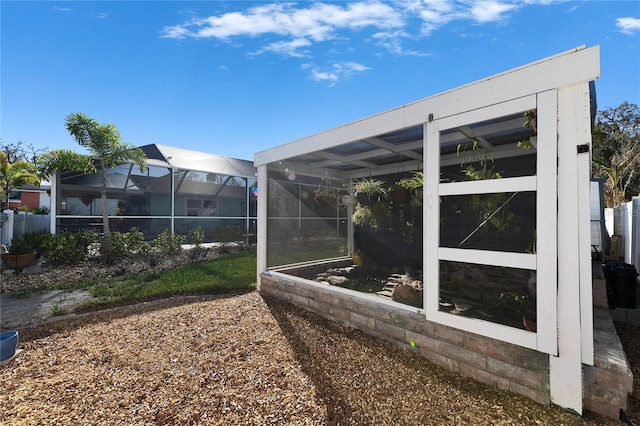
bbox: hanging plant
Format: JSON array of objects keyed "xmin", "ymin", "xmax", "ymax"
[
  {"xmin": 352, "ymin": 203, "xmax": 389, "ymax": 230},
  {"xmin": 388, "ymin": 183, "xmax": 411, "ymax": 205},
  {"xmin": 353, "ymin": 178, "xmax": 387, "ymax": 205},
  {"xmin": 341, "ymin": 194, "xmax": 358, "ymax": 207},
  {"xmin": 313, "ymin": 181, "xmax": 336, "ymax": 206},
  {"xmin": 399, "ymin": 171, "xmax": 424, "ymax": 202}
]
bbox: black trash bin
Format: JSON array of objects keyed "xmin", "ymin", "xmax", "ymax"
[{"xmin": 603, "ymin": 261, "xmax": 639, "ymax": 309}]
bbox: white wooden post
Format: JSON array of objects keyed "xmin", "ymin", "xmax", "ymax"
[
  {"xmin": 632, "ymin": 197, "xmax": 640, "ymax": 272},
  {"xmin": 578, "ymin": 114, "xmax": 594, "ymax": 366},
  {"xmin": 550, "ymin": 82, "xmax": 594, "ymax": 413},
  {"xmin": 256, "ymin": 164, "xmax": 268, "ymax": 290},
  {"xmin": 536, "ymin": 89, "xmax": 559, "ymax": 355}
]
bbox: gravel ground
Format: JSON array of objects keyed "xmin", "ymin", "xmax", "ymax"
[
  {"xmin": 1, "ymin": 291, "xmax": 638, "ymax": 425},
  {"xmin": 1, "ymin": 250, "xmax": 638, "ymax": 425}
]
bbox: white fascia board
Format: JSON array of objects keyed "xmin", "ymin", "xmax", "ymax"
[{"xmin": 254, "ymin": 45, "xmax": 600, "ymax": 166}]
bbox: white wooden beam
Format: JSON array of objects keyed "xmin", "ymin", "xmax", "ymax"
[{"xmin": 362, "ymin": 137, "xmax": 424, "ymax": 161}]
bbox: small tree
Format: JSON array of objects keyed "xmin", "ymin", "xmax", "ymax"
[
  {"xmin": 37, "ymin": 113, "xmax": 147, "ymax": 263},
  {"xmin": 592, "ymin": 102, "xmax": 640, "ymax": 207},
  {"xmin": 0, "ymin": 152, "xmax": 40, "ymax": 210},
  {"xmin": 1, "ymin": 140, "xmax": 47, "ymax": 164}
]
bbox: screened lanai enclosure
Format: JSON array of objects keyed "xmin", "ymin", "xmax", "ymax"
[
  {"xmin": 255, "ymin": 46, "xmax": 626, "ymax": 417},
  {"xmin": 263, "ymin": 108, "xmax": 539, "ymax": 326},
  {"xmin": 49, "ymin": 144, "xmax": 257, "ymax": 244}
]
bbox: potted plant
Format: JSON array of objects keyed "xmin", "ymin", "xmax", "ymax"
[
  {"xmin": 352, "ymin": 202, "xmax": 389, "ymax": 230},
  {"xmin": 399, "ymin": 171, "xmax": 424, "ymax": 202},
  {"xmin": 388, "ymin": 182, "xmax": 411, "ymax": 205},
  {"xmin": 341, "ymin": 193, "xmax": 358, "ymax": 207},
  {"xmin": 498, "ymin": 291, "xmax": 537, "ymax": 332},
  {"xmin": 2, "ymin": 235, "xmax": 38, "ymax": 272},
  {"xmin": 353, "ymin": 178, "xmax": 387, "ymax": 205},
  {"xmin": 313, "ymin": 181, "xmax": 336, "ymax": 206}
]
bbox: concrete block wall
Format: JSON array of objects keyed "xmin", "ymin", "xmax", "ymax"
[
  {"xmin": 583, "ymin": 307, "xmax": 634, "ymax": 419},
  {"xmin": 260, "ymin": 273, "xmax": 551, "ymax": 405}
]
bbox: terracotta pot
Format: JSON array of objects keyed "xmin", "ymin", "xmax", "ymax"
[
  {"xmin": 523, "ymin": 316, "xmax": 537, "ymax": 332},
  {"xmin": 2, "ymin": 252, "xmax": 37, "ymax": 272}
]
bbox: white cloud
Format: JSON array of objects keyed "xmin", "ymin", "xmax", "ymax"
[
  {"xmin": 310, "ymin": 69, "xmax": 340, "ymax": 83},
  {"xmin": 53, "ymin": 7, "xmax": 73, "ymax": 13},
  {"xmin": 162, "ymin": 2, "xmax": 403, "ymax": 43},
  {"xmin": 402, "ymin": 0, "xmax": 459, "ymax": 35},
  {"xmin": 520, "ymin": 0, "xmax": 567, "ymax": 4},
  {"xmin": 160, "ymin": 1, "xmax": 520, "ymax": 61},
  {"xmin": 373, "ymin": 30, "xmax": 429, "ymax": 56},
  {"xmin": 160, "ymin": 2, "xmax": 404, "ymax": 84},
  {"xmin": 308, "ymin": 61, "xmax": 371, "ymax": 84},
  {"xmin": 617, "ymin": 17, "xmax": 640, "ymax": 35},
  {"xmin": 253, "ymin": 38, "xmax": 313, "ymax": 58},
  {"xmin": 96, "ymin": 13, "xmax": 109, "ymax": 19},
  {"xmin": 469, "ymin": 1, "xmax": 517, "ymax": 23},
  {"xmin": 157, "ymin": 0, "xmax": 569, "ymax": 83}
]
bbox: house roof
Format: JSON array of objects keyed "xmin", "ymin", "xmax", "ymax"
[
  {"xmin": 57, "ymin": 144, "xmax": 256, "ymax": 192},
  {"xmin": 142, "ymin": 144, "xmax": 256, "ymax": 178}
]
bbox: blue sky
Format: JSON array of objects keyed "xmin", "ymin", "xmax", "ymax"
[{"xmin": 2, "ymin": 1, "xmax": 639, "ymax": 162}]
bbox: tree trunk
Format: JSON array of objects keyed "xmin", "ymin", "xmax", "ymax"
[{"xmin": 100, "ymin": 168, "xmax": 113, "ymax": 264}]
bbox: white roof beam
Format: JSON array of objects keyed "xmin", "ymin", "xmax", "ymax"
[{"xmin": 362, "ymin": 137, "xmax": 424, "ymax": 161}]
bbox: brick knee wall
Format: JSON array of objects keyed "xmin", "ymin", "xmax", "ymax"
[
  {"xmin": 583, "ymin": 307, "xmax": 634, "ymax": 419},
  {"xmin": 260, "ymin": 273, "xmax": 551, "ymax": 405}
]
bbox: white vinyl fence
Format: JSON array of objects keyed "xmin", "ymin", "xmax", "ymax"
[
  {"xmin": 604, "ymin": 196, "xmax": 640, "ymax": 272},
  {"xmin": 0, "ymin": 210, "xmax": 51, "ymax": 247}
]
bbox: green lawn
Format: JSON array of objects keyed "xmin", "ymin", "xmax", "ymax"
[{"xmin": 78, "ymin": 251, "xmax": 257, "ymax": 309}]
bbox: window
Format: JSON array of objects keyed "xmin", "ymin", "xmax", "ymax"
[{"xmin": 186, "ymin": 199, "xmax": 217, "ymax": 216}]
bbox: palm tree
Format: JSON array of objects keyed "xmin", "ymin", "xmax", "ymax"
[
  {"xmin": 0, "ymin": 152, "xmax": 41, "ymax": 210},
  {"xmin": 37, "ymin": 113, "xmax": 147, "ymax": 263}
]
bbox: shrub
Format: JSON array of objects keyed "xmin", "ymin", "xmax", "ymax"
[
  {"xmin": 44, "ymin": 231, "xmax": 100, "ymax": 265},
  {"xmin": 152, "ymin": 230, "xmax": 184, "ymax": 255},
  {"xmin": 215, "ymin": 224, "xmax": 243, "ymax": 242},
  {"xmin": 32, "ymin": 206, "xmax": 50, "ymax": 215},
  {"xmin": 20, "ymin": 231, "xmax": 50, "ymax": 256},
  {"xmin": 111, "ymin": 228, "xmax": 148, "ymax": 261},
  {"xmin": 188, "ymin": 226, "xmax": 204, "ymax": 246},
  {"xmin": 187, "ymin": 226, "xmax": 205, "ymax": 259}
]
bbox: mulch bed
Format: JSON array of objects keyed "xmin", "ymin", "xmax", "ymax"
[{"xmin": 1, "ymin": 291, "xmax": 635, "ymax": 425}]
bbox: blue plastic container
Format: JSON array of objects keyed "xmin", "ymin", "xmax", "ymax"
[{"xmin": 0, "ymin": 330, "xmax": 19, "ymax": 361}]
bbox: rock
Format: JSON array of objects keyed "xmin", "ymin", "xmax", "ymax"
[
  {"xmin": 326, "ymin": 276, "xmax": 349, "ymax": 286},
  {"xmin": 404, "ymin": 265, "xmax": 421, "ymax": 280},
  {"xmin": 392, "ymin": 281, "xmax": 423, "ymax": 307},
  {"xmin": 22, "ymin": 257, "xmax": 47, "ymax": 275}
]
